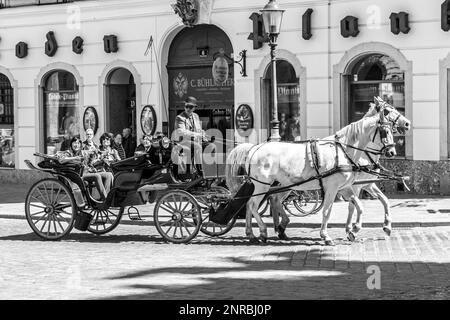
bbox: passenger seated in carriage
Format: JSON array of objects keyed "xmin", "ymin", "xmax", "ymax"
[
  {"xmin": 99, "ymin": 133, "xmax": 121, "ymax": 166},
  {"xmin": 57, "ymin": 136, "xmax": 113, "ymax": 201},
  {"xmin": 135, "ymin": 135, "xmax": 152, "ymax": 155}
]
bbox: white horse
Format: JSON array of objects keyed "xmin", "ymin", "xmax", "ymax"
[
  {"xmin": 226, "ymin": 105, "xmax": 398, "ymax": 246},
  {"xmin": 342, "ymin": 97, "xmax": 411, "ymax": 240}
]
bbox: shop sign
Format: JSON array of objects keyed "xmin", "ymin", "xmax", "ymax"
[
  {"xmin": 212, "ymin": 51, "xmax": 229, "ymax": 84},
  {"xmin": 15, "ymin": 42, "xmax": 28, "ymax": 59},
  {"xmin": 141, "ymin": 105, "xmax": 157, "ymax": 136},
  {"xmin": 45, "ymin": 31, "xmax": 58, "ymax": 57},
  {"xmin": 277, "ymin": 84, "xmax": 300, "ymax": 104},
  {"xmin": 47, "ymin": 92, "xmax": 79, "ymax": 102},
  {"xmin": 235, "ymin": 104, "xmax": 254, "ymax": 135},
  {"xmin": 72, "ymin": 36, "xmax": 84, "ymax": 54},
  {"xmin": 169, "ymin": 67, "xmax": 234, "ymax": 106},
  {"xmin": 83, "ymin": 106, "xmax": 99, "ymax": 135}
]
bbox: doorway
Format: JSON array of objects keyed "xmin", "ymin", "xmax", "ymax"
[
  {"xmin": 167, "ymin": 25, "xmax": 235, "ymax": 154},
  {"xmin": 105, "ymin": 68, "xmax": 136, "ymax": 136}
]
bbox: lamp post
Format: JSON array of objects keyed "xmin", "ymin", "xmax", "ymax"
[{"xmin": 261, "ymin": 0, "xmax": 285, "ymax": 142}]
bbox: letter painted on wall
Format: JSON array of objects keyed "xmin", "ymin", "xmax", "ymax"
[
  {"xmin": 340, "ymin": 16, "xmax": 359, "ymax": 38},
  {"xmin": 302, "ymin": 8, "xmax": 313, "ymax": 40},
  {"xmin": 45, "ymin": 31, "xmax": 58, "ymax": 57},
  {"xmin": 15, "ymin": 42, "xmax": 28, "ymax": 59},
  {"xmin": 103, "ymin": 35, "xmax": 119, "ymax": 53},
  {"xmin": 248, "ymin": 12, "xmax": 266, "ymax": 50},
  {"xmin": 442, "ymin": 0, "xmax": 450, "ymax": 31},
  {"xmin": 390, "ymin": 12, "xmax": 410, "ymax": 34},
  {"xmin": 72, "ymin": 36, "xmax": 84, "ymax": 54}
]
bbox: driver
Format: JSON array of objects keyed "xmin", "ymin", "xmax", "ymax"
[{"xmin": 173, "ymin": 96, "xmax": 208, "ymax": 177}]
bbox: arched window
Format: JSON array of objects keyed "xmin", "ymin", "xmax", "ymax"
[
  {"xmin": 349, "ymin": 54, "xmax": 405, "ymax": 156},
  {"xmin": 264, "ymin": 60, "xmax": 301, "ymax": 141},
  {"xmin": 43, "ymin": 70, "xmax": 79, "ymax": 154},
  {"xmin": 0, "ymin": 73, "xmax": 14, "ymax": 168}
]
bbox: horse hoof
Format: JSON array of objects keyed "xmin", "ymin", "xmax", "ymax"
[
  {"xmin": 259, "ymin": 235, "xmax": 268, "ymax": 243},
  {"xmin": 278, "ymin": 232, "xmax": 289, "ymax": 241},
  {"xmin": 249, "ymin": 237, "xmax": 260, "ymax": 244},
  {"xmin": 347, "ymin": 231, "xmax": 356, "ymax": 242},
  {"xmin": 325, "ymin": 239, "xmax": 335, "ymax": 246},
  {"xmin": 383, "ymin": 227, "xmax": 392, "ymax": 237}
]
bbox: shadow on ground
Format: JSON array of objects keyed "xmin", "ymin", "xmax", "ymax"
[{"xmin": 97, "ymin": 250, "xmax": 450, "ymax": 300}]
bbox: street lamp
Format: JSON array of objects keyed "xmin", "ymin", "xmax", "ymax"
[{"xmin": 261, "ymin": 0, "xmax": 285, "ymax": 142}]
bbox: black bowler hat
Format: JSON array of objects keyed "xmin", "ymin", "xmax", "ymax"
[{"xmin": 184, "ymin": 96, "xmax": 198, "ymax": 107}]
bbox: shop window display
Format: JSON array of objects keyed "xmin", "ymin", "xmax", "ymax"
[
  {"xmin": 264, "ymin": 60, "xmax": 301, "ymax": 141},
  {"xmin": 0, "ymin": 73, "xmax": 14, "ymax": 168},
  {"xmin": 43, "ymin": 70, "xmax": 79, "ymax": 155}
]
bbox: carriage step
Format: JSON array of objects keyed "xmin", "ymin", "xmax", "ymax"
[{"xmin": 127, "ymin": 206, "xmax": 143, "ymax": 221}]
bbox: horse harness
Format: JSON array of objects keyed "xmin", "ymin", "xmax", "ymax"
[{"xmin": 237, "ymin": 120, "xmax": 401, "ymax": 200}]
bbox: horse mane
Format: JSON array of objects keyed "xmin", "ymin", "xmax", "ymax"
[{"xmin": 335, "ymin": 115, "xmax": 378, "ymax": 147}]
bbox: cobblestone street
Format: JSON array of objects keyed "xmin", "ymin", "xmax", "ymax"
[{"xmin": 1, "ymin": 212, "xmax": 449, "ymax": 300}]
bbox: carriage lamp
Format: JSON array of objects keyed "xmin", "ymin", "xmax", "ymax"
[
  {"xmin": 261, "ymin": 0, "xmax": 285, "ymax": 142},
  {"xmin": 161, "ymin": 137, "xmax": 171, "ymax": 149}
]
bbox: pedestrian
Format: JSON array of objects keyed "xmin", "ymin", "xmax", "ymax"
[
  {"xmin": 113, "ymin": 133, "xmax": 126, "ymax": 160},
  {"xmin": 122, "ymin": 127, "xmax": 136, "ymax": 158}
]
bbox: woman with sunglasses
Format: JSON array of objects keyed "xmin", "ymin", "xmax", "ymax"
[
  {"xmin": 99, "ymin": 133, "xmax": 121, "ymax": 165},
  {"xmin": 57, "ymin": 136, "xmax": 112, "ymax": 201}
]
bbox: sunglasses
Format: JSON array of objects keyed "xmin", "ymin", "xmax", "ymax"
[{"xmin": 185, "ymin": 104, "xmax": 196, "ymax": 109}]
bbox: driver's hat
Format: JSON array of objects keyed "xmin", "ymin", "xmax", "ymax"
[{"xmin": 184, "ymin": 96, "xmax": 198, "ymax": 108}]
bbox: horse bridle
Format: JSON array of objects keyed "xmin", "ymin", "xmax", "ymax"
[
  {"xmin": 366, "ymin": 120, "xmax": 396, "ymax": 155},
  {"xmin": 378, "ymin": 102, "xmax": 404, "ymax": 134}
]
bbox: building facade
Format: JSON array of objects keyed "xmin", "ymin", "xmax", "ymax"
[{"xmin": 0, "ymin": 0, "xmax": 449, "ymax": 194}]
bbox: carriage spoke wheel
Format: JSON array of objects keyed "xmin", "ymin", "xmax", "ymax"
[
  {"xmin": 25, "ymin": 179, "xmax": 76, "ymax": 240},
  {"xmin": 87, "ymin": 207, "xmax": 124, "ymax": 235},
  {"xmin": 285, "ymin": 190, "xmax": 323, "ymax": 217},
  {"xmin": 154, "ymin": 190, "xmax": 202, "ymax": 243}
]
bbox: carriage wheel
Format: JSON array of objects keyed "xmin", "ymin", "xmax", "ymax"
[
  {"xmin": 200, "ymin": 216, "xmax": 237, "ymax": 237},
  {"xmin": 153, "ymin": 190, "xmax": 202, "ymax": 243},
  {"xmin": 87, "ymin": 207, "xmax": 124, "ymax": 235},
  {"xmin": 25, "ymin": 178, "xmax": 76, "ymax": 240},
  {"xmin": 285, "ymin": 190, "xmax": 323, "ymax": 217}
]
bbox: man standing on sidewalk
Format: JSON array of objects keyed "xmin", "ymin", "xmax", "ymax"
[{"xmin": 122, "ymin": 127, "xmax": 136, "ymax": 159}]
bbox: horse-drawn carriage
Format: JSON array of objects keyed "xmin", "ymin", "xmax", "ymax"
[
  {"xmin": 24, "ymin": 133, "xmax": 323, "ymax": 243},
  {"xmin": 24, "ymin": 97, "xmax": 410, "ymax": 245}
]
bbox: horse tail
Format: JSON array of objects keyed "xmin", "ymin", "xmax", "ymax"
[{"xmin": 225, "ymin": 143, "xmax": 254, "ymax": 195}]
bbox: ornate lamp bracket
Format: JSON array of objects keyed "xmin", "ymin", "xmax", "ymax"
[
  {"xmin": 234, "ymin": 50, "xmax": 247, "ymax": 77},
  {"xmin": 214, "ymin": 50, "xmax": 247, "ymax": 77}
]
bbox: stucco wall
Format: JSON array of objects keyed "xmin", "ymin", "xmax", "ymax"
[{"xmin": 0, "ymin": 0, "xmax": 449, "ymax": 191}]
